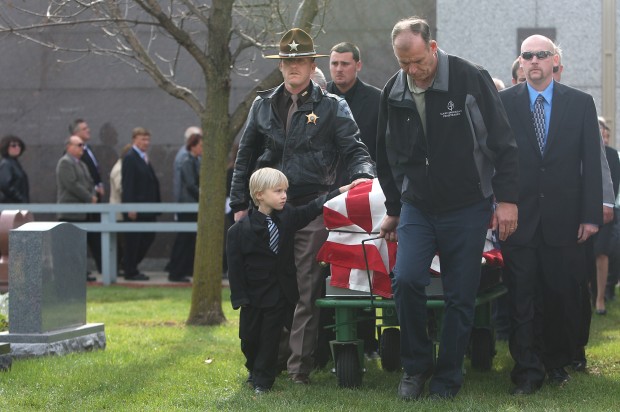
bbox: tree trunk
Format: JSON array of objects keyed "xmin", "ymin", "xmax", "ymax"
[
  {"xmin": 187, "ymin": 0, "xmax": 322, "ymax": 325},
  {"xmin": 186, "ymin": 0, "xmax": 234, "ymax": 325}
]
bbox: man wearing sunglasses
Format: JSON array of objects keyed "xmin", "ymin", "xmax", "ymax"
[
  {"xmin": 56, "ymin": 135, "xmax": 98, "ymax": 281},
  {"xmin": 499, "ymin": 35, "xmax": 603, "ymax": 395}
]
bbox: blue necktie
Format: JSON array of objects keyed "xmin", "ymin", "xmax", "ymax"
[
  {"xmin": 532, "ymin": 94, "xmax": 546, "ymax": 154},
  {"xmin": 265, "ymin": 216, "xmax": 279, "ymax": 253}
]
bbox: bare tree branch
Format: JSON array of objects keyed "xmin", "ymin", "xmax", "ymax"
[
  {"xmin": 177, "ymin": 0, "xmax": 210, "ymax": 27},
  {"xmin": 132, "ymin": 0, "xmax": 210, "ymax": 72},
  {"xmin": 103, "ymin": 0, "xmax": 204, "ymax": 114},
  {"xmin": 1, "ymin": 0, "xmax": 330, "ymax": 326}
]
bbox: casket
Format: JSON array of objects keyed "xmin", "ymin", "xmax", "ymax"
[{"xmin": 317, "ymin": 179, "xmax": 503, "ymax": 298}]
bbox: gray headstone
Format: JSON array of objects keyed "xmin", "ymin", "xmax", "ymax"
[
  {"xmin": 8, "ymin": 222, "xmax": 86, "ymax": 333},
  {"xmin": 0, "ymin": 222, "xmax": 105, "ymax": 357}
]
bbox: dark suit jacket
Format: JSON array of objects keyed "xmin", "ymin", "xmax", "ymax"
[
  {"xmin": 81, "ymin": 145, "xmax": 102, "ymax": 187},
  {"xmin": 327, "ymin": 78, "xmax": 381, "ymax": 160},
  {"xmin": 605, "ymin": 145, "xmax": 620, "ymax": 198},
  {"xmin": 121, "ymin": 148, "xmax": 161, "ymax": 220},
  {"xmin": 227, "ymin": 191, "xmax": 337, "ymax": 309},
  {"xmin": 500, "ymin": 81, "xmax": 603, "ymax": 247},
  {"xmin": 327, "ymin": 78, "xmax": 380, "ymax": 189}
]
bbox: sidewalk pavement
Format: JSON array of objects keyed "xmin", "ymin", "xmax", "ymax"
[{"xmin": 87, "ymin": 271, "xmax": 229, "ymax": 288}]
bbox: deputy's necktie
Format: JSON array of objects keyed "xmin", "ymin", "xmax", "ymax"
[
  {"xmin": 532, "ymin": 94, "xmax": 546, "ymax": 154},
  {"xmin": 286, "ymin": 94, "xmax": 298, "ymax": 133},
  {"xmin": 265, "ymin": 215, "xmax": 279, "ymax": 253}
]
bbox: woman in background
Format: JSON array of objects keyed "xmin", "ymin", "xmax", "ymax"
[
  {"xmin": 109, "ymin": 143, "xmax": 133, "ymax": 275},
  {"xmin": 0, "ymin": 135, "xmax": 29, "ymax": 203},
  {"xmin": 167, "ymin": 133, "xmax": 202, "ymax": 282}
]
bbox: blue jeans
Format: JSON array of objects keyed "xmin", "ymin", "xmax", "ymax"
[{"xmin": 393, "ymin": 199, "xmax": 492, "ymax": 397}]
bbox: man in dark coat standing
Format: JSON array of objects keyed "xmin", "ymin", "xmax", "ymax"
[
  {"xmin": 326, "ymin": 42, "xmax": 382, "ymax": 357},
  {"xmin": 499, "ymin": 35, "xmax": 603, "ymax": 395},
  {"xmin": 327, "ymin": 42, "xmax": 381, "ymax": 161},
  {"xmin": 121, "ymin": 127, "xmax": 161, "ymax": 281},
  {"xmin": 71, "ymin": 118, "xmax": 104, "ymax": 274}
]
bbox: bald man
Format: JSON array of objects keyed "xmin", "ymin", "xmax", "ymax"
[{"xmin": 499, "ymin": 35, "xmax": 602, "ymax": 394}]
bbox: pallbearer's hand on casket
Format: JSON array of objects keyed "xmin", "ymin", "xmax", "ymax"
[
  {"xmin": 379, "ymin": 215, "xmax": 399, "ymax": 243},
  {"xmin": 339, "ymin": 178, "xmax": 371, "ymax": 194},
  {"xmin": 492, "ymin": 202, "xmax": 518, "ymax": 241}
]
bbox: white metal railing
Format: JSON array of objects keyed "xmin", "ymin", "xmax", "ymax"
[{"xmin": 1, "ymin": 203, "xmax": 199, "ymax": 286}]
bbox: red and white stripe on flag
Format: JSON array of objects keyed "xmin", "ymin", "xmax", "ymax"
[
  {"xmin": 317, "ymin": 179, "xmax": 396, "ymax": 298},
  {"xmin": 317, "ymin": 179, "xmax": 504, "ymax": 297}
]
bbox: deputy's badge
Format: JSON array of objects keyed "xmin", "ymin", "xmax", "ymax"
[
  {"xmin": 288, "ymin": 40, "xmax": 299, "ymax": 51},
  {"xmin": 306, "ymin": 112, "xmax": 319, "ymax": 125}
]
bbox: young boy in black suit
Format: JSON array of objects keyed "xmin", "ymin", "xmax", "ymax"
[{"xmin": 227, "ymin": 167, "xmax": 365, "ymax": 393}]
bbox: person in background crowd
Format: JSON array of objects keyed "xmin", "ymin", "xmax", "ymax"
[
  {"xmin": 165, "ymin": 126, "xmax": 202, "ymax": 275},
  {"xmin": 593, "ymin": 116, "xmax": 620, "ymax": 315},
  {"xmin": 167, "ymin": 133, "xmax": 203, "ymax": 283},
  {"xmin": 327, "ymin": 42, "xmax": 381, "ymax": 161},
  {"xmin": 377, "ymin": 17, "xmax": 519, "ymax": 400},
  {"xmin": 490, "ymin": 77, "xmax": 511, "ymax": 342},
  {"xmin": 552, "ymin": 45, "xmax": 615, "ymax": 373},
  {"xmin": 310, "ymin": 67, "xmax": 327, "ymax": 90},
  {"xmin": 174, "ymin": 126, "xmax": 202, "ymax": 203},
  {"xmin": 56, "ymin": 135, "xmax": 97, "ymax": 282},
  {"xmin": 0, "ymin": 135, "xmax": 29, "ymax": 203},
  {"xmin": 229, "ymin": 28, "xmax": 374, "ymax": 385},
  {"xmin": 511, "ymin": 58, "xmax": 526, "ymax": 85},
  {"xmin": 327, "ymin": 41, "xmax": 382, "ymax": 359},
  {"xmin": 71, "ymin": 118, "xmax": 103, "ymax": 274},
  {"xmin": 493, "ymin": 77, "xmax": 505, "ymax": 90},
  {"xmin": 121, "ymin": 127, "xmax": 161, "ymax": 281},
  {"xmin": 109, "ymin": 144, "xmax": 133, "ymax": 217},
  {"xmin": 109, "ymin": 143, "xmax": 133, "ymax": 273}
]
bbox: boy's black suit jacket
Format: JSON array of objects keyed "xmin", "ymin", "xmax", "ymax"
[{"xmin": 227, "ymin": 191, "xmax": 338, "ymax": 309}]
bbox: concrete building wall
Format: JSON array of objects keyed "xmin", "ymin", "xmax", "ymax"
[{"xmin": 437, "ymin": 0, "xmax": 619, "ymax": 143}]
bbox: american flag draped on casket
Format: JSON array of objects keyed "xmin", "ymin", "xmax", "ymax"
[{"xmin": 316, "ymin": 179, "xmax": 503, "ymax": 298}]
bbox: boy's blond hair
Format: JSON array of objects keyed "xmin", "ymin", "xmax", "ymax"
[{"xmin": 249, "ymin": 167, "xmax": 289, "ymax": 205}]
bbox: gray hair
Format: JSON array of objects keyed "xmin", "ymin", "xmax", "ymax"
[
  {"xmin": 311, "ymin": 67, "xmax": 327, "ymax": 90},
  {"xmin": 184, "ymin": 126, "xmax": 202, "ymax": 143},
  {"xmin": 391, "ymin": 16, "xmax": 432, "ymax": 45}
]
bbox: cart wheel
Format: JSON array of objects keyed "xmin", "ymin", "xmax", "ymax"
[
  {"xmin": 380, "ymin": 328, "xmax": 401, "ymax": 372},
  {"xmin": 335, "ymin": 345, "xmax": 362, "ymax": 388},
  {"xmin": 470, "ymin": 328, "xmax": 495, "ymax": 371}
]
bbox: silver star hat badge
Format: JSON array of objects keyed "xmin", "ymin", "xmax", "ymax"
[{"xmin": 288, "ymin": 40, "xmax": 299, "ymax": 51}]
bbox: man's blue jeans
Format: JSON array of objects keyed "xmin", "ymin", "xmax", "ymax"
[{"xmin": 393, "ymin": 199, "xmax": 492, "ymax": 397}]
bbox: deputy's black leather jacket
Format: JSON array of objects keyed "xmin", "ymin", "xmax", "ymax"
[{"xmin": 230, "ymin": 82, "xmax": 375, "ymax": 211}]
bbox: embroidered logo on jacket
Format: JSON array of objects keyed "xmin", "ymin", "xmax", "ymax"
[{"xmin": 440, "ymin": 100, "xmax": 462, "ymax": 118}]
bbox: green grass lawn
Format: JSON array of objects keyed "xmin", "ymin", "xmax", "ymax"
[{"xmin": 0, "ymin": 286, "xmax": 619, "ymax": 411}]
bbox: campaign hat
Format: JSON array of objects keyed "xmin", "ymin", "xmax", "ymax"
[{"xmin": 265, "ymin": 28, "xmax": 329, "ymax": 59}]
